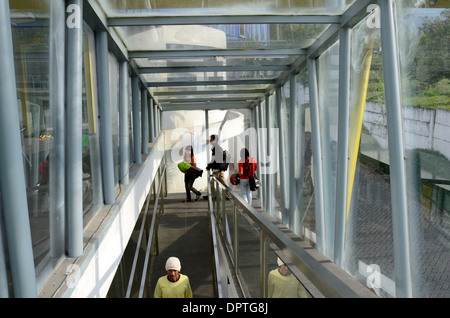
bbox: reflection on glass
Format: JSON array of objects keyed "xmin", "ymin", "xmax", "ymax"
[
  {"xmin": 10, "ymin": 0, "xmax": 55, "ymax": 287},
  {"xmin": 394, "ymin": 1, "xmax": 450, "ymax": 298},
  {"xmin": 82, "ymin": 24, "xmax": 104, "ymax": 223},
  {"xmin": 237, "ymin": 210, "xmax": 260, "ymax": 297},
  {"xmin": 267, "ymin": 257, "xmax": 310, "ymax": 298},
  {"xmin": 345, "ymin": 15, "xmax": 395, "ymax": 298},
  {"xmin": 317, "ymin": 41, "xmax": 339, "ymax": 257}
]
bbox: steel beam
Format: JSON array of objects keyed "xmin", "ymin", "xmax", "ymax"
[
  {"xmin": 108, "ymin": 15, "xmax": 341, "ymax": 27},
  {"xmin": 66, "ymin": 0, "xmax": 84, "ymax": 258},
  {"xmin": 147, "ymin": 79, "xmax": 276, "ymax": 87},
  {"xmin": 139, "ymin": 65, "xmax": 291, "ymax": 74},
  {"xmin": 129, "ymin": 49, "xmax": 307, "ymax": 60},
  {"xmin": 131, "ymin": 76, "xmax": 142, "ymax": 164},
  {"xmin": 119, "ymin": 61, "xmax": 130, "ymax": 185},
  {"xmin": 97, "ymin": 31, "xmax": 116, "ymax": 205},
  {"xmin": 378, "ymin": 0, "xmax": 412, "ymax": 298}
]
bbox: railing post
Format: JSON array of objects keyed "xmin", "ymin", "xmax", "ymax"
[{"xmin": 260, "ymin": 232, "xmax": 268, "ymax": 298}]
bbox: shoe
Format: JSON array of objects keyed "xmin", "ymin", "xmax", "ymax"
[
  {"xmin": 184, "ymin": 199, "xmax": 192, "ymax": 202},
  {"xmin": 195, "ymin": 194, "xmax": 201, "ymax": 201},
  {"xmin": 203, "ymin": 195, "xmax": 208, "ymax": 200}
]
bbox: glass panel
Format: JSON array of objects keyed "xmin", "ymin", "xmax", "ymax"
[
  {"xmin": 115, "ymin": 24, "xmax": 328, "ymax": 51},
  {"xmin": 394, "ymin": 1, "xmax": 450, "ymax": 298},
  {"xmin": 237, "ymin": 209, "xmax": 260, "ymax": 297},
  {"xmin": 10, "ymin": 0, "xmax": 65, "ymax": 288},
  {"xmin": 317, "ymin": 41, "xmax": 339, "ymax": 256},
  {"xmin": 82, "ymin": 24, "xmax": 104, "ymax": 224},
  {"xmin": 297, "ymin": 69, "xmax": 315, "ymax": 245},
  {"xmin": 345, "ymin": 16, "xmax": 394, "ymax": 298},
  {"xmin": 98, "ymin": 0, "xmax": 356, "ymax": 16}
]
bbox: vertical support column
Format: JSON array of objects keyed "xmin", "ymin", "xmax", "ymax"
[
  {"xmin": 257, "ymin": 101, "xmax": 265, "ymax": 209},
  {"xmin": 307, "ymin": 57, "xmax": 326, "ymax": 255},
  {"xmin": 205, "ymin": 110, "xmax": 211, "ymax": 167},
  {"xmin": 153, "ymin": 100, "xmax": 158, "ymax": 138},
  {"xmin": 334, "ymin": 26, "xmax": 351, "ymax": 268},
  {"xmin": 275, "ymin": 86, "xmax": 288, "ymax": 225},
  {"xmin": 0, "ymin": 0, "xmax": 37, "ymax": 297},
  {"xmin": 378, "ymin": 0, "xmax": 412, "ymax": 298},
  {"xmin": 141, "ymin": 89, "xmax": 148, "ymax": 154},
  {"xmin": 96, "ymin": 31, "xmax": 115, "ymax": 205},
  {"xmin": 66, "ymin": 0, "xmax": 83, "ymax": 258},
  {"xmin": 289, "ymin": 74, "xmax": 300, "ymax": 233},
  {"xmin": 265, "ymin": 94, "xmax": 272, "ymax": 214},
  {"xmin": 49, "ymin": 0, "xmax": 66, "ymax": 258},
  {"xmin": 131, "ymin": 76, "xmax": 142, "ymax": 164},
  {"xmin": 259, "ymin": 233, "xmax": 268, "ymax": 298},
  {"xmin": 119, "ymin": 61, "xmax": 130, "ymax": 185},
  {"xmin": 148, "ymin": 97, "xmax": 155, "ymax": 143}
]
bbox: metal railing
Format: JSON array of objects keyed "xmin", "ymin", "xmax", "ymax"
[
  {"xmin": 208, "ymin": 175, "xmax": 365, "ymax": 298},
  {"xmin": 125, "ymin": 161, "xmax": 166, "ymax": 298}
]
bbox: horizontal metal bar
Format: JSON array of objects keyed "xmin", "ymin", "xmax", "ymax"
[
  {"xmin": 340, "ymin": 0, "xmax": 377, "ymax": 28},
  {"xmin": 307, "ymin": 24, "xmax": 340, "ymax": 59},
  {"xmin": 129, "ymin": 49, "xmax": 307, "ymax": 59},
  {"xmin": 161, "ymin": 102, "xmax": 252, "ymax": 111},
  {"xmin": 153, "ymin": 89, "xmax": 267, "ymax": 96},
  {"xmin": 158, "ymin": 97, "xmax": 257, "ymax": 103},
  {"xmin": 139, "ymin": 64, "xmax": 290, "ymax": 74},
  {"xmin": 108, "ymin": 15, "xmax": 341, "ymax": 27},
  {"xmin": 147, "ymin": 79, "xmax": 276, "ymax": 87}
]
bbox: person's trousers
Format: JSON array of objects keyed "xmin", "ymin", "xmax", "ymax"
[
  {"xmin": 185, "ymin": 176, "xmax": 200, "ymax": 200},
  {"xmin": 240, "ymin": 178, "xmax": 252, "ymax": 205}
]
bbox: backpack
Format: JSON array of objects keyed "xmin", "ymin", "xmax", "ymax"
[{"xmin": 219, "ymin": 150, "xmax": 230, "ymax": 171}]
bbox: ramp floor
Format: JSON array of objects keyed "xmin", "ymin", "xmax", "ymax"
[{"xmin": 148, "ymin": 194, "xmax": 217, "ymax": 298}]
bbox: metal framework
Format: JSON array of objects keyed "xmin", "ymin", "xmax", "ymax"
[{"xmin": 0, "ymin": 0, "xmax": 415, "ymax": 298}]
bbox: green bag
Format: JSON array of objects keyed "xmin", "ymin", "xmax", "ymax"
[{"xmin": 178, "ymin": 162, "xmax": 192, "ymax": 173}]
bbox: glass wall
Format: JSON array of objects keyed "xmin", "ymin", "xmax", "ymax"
[{"xmin": 394, "ymin": 0, "xmax": 450, "ymax": 298}]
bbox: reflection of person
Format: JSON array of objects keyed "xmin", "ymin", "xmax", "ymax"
[
  {"xmin": 183, "ymin": 146, "xmax": 201, "ymax": 202},
  {"xmin": 154, "ymin": 257, "xmax": 193, "ymax": 298},
  {"xmin": 238, "ymin": 148, "xmax": 257, "ymax": 205},
  {"xmin": 267, "ymin": 258, "xmax": 309, "ymax": 298}
]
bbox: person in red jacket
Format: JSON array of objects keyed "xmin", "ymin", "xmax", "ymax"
[{"xmin": 238, "ymin": 148, "xmax": 257, "ymax": 205}]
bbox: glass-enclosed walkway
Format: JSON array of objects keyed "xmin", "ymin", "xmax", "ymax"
[{"xmin": 0, "ymin": 0, "xmax": 449, "ymax": 299}]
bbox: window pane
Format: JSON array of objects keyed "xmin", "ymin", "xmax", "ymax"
[{"xmin": 395, "ymin": 2, "xmax": 450, "ymax": 298}]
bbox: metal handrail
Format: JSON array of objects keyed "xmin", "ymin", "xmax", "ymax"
[
  {"xmin": 207, "ymin": 172, "xmax": 223, "ymax": 298},
  {"xmin": 210, "ymin": 176, "xmax": 363, "ymax": 298},
  {"xmin": 125, "ymin": 162, "xmax": 166, "ymax": 298}
]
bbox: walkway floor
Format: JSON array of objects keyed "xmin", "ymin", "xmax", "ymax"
[{"xmin": 148, "ymin": 194, "xmax": 217, "ymax": 298}]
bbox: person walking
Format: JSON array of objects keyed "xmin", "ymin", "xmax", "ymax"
[
  {"xmin": 154, "ymin": 257, "xmax": 193, "ymax": 298},
  {"xmin": 238, "ymin": 148, "xmax": 257, "ymax": 205},
  {"xmin": 183, "ymin": 145, "xmax": 202, "ymax": 202}
]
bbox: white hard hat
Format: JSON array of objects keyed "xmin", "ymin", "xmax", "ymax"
[{"xmin": 165, "ymin": 257, "xmax": 181, "ymax": 271}]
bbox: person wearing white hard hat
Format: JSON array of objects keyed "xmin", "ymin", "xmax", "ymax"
[
  {"xmin": 154, "ymin": 257, "xmax": 193, "ymax": 298},
  {"xmin": 267, "ymin": 257, "xmax": 310, "ymax": 298}
]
